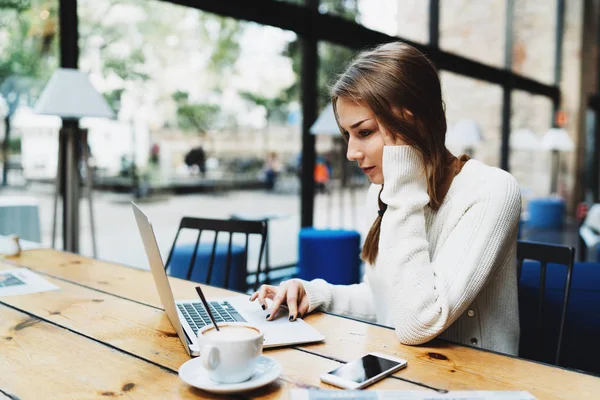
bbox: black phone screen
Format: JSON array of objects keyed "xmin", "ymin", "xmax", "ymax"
[{"xmin": 328, "ymin": 354, "xmax": 402, "ymax": 384}]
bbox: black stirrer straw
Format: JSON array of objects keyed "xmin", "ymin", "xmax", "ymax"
[{"xmin": 195, "ymin": 286, "xmax": 220, "ymax": 332}]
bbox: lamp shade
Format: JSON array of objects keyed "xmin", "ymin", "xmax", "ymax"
[
  {"xmin": 446, "ymin": 119, "xmax": 483, "ymax": 149},
  {"xmin": 510, "ymin": 128, "xmax": 540, "ymax": 151},
  {"xmin": 310, "ymin": 103, "xmax": 340, "ymax": 136},
  {"xmin": 34, "ymin": 68, "xmax": 114, "ymax": 119},
  {"xmin": 541, "ymin": 127, "xmax": 574, "ymax": 152}
]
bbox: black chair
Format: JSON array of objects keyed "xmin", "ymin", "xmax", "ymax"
[
  {"xmin": 165, "ymin": 217, "xmax": 268, "ymax": 291},
  {"xmin": 517, "ymin": 240, "xmax": 575, "ymax": 366}
]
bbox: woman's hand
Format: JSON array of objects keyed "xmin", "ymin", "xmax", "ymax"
[{"xmin": 250, "ymin": 279, "xmax": 309, "ymax": 321}]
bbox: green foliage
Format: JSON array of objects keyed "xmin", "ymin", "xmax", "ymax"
[
  {"xmin": 0, "ymin": 0, "xmax": 58, "ymax": 146},
  {"xmin": 102, "ymin": 49, "xmax": 150, "ymax": 81},
  {"xmin": 197, "ymin": 14, "xmax": 244, "ymax": 93},
  {"xmin": 103, "ymin": 88, "xmax": 125, "ymax": 115},
  {"xmin": 172, "ymin": 90, "xmax": 189, "ymax": 104},
  {"xmin": 316, "ymin": 43, "xmax": 356, "ymax": 108},
  {"xmin": 78, "ymin": 1, "xmax": 152, "ymax": 117},
  {"xmin": 279, "ymin": 0, "xmax": 359, "ymax": 110},
  {"xmin": 319, "ymin": 0, "xmax": 360, "ymax": 21},
  {"xmin": 172, "ymin": 91, "xmax": 220, "ymax": 134},
  {"xmin": 234, "ymin": 0, "xmax": 358, "ymax": 124},
  {"xmin": 202, "ymin": 16, "xmax": 242, "ymax": 73},
  {"xmin": 6, "ymin": 136, "xmax": 21, "ymax": 153},
  {"xmin": 239, "ymin": 91, "xmax": 289, "ymax": 124},
  {"xmin": 0, "ymin": 0, "xmax": 31, "ymax": 12},
  {"xmin": 0, "ymin": 1, "xmax": 58, "ymax": 88}
]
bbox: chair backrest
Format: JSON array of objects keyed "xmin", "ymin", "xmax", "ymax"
[
  {"xmin": 516, "ymin": 240, "xmax": 575, "ymax": 366},
  {"xmin": 165, "ymin": 217, "xmax": 267, "ymax": 291}
]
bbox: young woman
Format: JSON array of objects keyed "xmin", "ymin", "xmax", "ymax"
[{"xmin": 251, "ymin": 42, "xmax": 521, "ymax": 355}]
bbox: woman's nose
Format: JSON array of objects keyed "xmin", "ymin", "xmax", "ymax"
[{"xmin": 346, "ymin": 141, "xmax": 363, "ymax": 162}]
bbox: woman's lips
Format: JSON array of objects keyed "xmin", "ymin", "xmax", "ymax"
[{"xmin": 361, "ymin": 166, "xmax": 375, "ymax": 174}]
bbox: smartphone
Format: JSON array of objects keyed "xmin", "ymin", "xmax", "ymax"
[{"xmin": 319, "ymin": 352, "xmax": 408, "ymax": 390}]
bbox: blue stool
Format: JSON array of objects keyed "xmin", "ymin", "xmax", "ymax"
[
  {"xmin": 519, "ymin": 260, "xmax": 600, "ymax": 374},
  {"xmin": 298, "ymin": 228, "xmax": 361, "ymax": 285},
  {"xmin": 527, "ymin": 198, "xmax": 566, "ymax": 229},
  {"xmin": 167, "ymin": 243, "xmax": 247, "ymax": 291}
]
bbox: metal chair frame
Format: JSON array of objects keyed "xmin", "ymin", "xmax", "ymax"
[
  {"xmin": 165, "ymin": 217, "xmax": 268, "ymax": 291},
  {"xmin": 517, "ymin": 240, "xmax": 575, "ymax": 366}
]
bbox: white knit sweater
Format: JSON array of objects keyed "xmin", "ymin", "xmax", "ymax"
[{"xmin": 301, "ymin": 146, "xmax": 521, "ymax": 355}]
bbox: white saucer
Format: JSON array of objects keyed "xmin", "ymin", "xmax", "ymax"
[{"xmin": 178, "ymin": 355, "xmax": 282, "ymax": 394}]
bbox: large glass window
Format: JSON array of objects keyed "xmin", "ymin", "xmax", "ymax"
[
  {"xmin": 1, "ymin": 0, "xmax": 59, "ymax": 182},
  {"xmin": 393, "ymin": 0, "xmax": 429, "ymax": 43},
  {"xmin": 440, "ymin": 0, "xmax": 506, "ymax": 68},
  {"xmin": 1, "ymin": 0, "xmax": 303, "ymax": 274},
  {"xmin": 320, "ymin": 0, "xmax": 426, "ymax": 40},
  {"xmin": 0, "ymin": 1, "xmax": 59, "ymax": 244},
  {"xmin": 315, "ymin": 42, "xmax": 367, "ymax": 232},
  {"xmin": 512, "ymin": 0, "xmax": 556, "ymax": 85},
  {"xmin": 441, "ymin": 71, "xmax": 503, "ymax": 167},
  {"xmin": 510, "ymin": 90, "xmax": 553, "ymax": 203}
]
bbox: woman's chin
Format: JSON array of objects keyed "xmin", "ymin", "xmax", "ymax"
[{"xmin": 368, "ymin": 175, "xmax": 384, "ymax": 185}]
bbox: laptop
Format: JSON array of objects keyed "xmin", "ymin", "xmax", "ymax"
[{"xmin": 132, "ymin": 202, "xmax": 325, "ymax": 356}]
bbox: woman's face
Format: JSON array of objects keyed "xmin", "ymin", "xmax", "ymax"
[{"xmin": 336, "ymin": 97, "xmax": 389, "ymax": 185}]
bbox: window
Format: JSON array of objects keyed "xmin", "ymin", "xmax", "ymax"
[
  {"xmin": 440, "ymin": 0, "xmax": 506, "ymax": 68},
  {"xmin": 510, "ymin": 90, "xmax": 553, "ymax": 200},
  {"xmin": 313, "ymin": 41, "xmax": 368, "ymax": 231},
  {"xmin": 441, "ymin": 71, "xmax": 503, "ymax": 167},
  {"xmin": 320, "ymin": 0, "xmax": 406, "ymax": 39},
  {"xmin": 80, "ymin": 0, "xmax": 302, "ymax": 270},
  {"xmin": 394, "ymin": 0, "xmax": 429, "ymax": 43},
  {"xmin": 512, "ymin": 0, "xmax": 556, "ymax": 85}
]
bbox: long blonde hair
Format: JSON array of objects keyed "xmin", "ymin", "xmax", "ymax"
[{"xmin": 331, "ymin": 42, "xmax": 452, "ymax": 264}]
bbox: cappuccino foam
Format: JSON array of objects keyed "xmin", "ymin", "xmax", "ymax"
[{"xmin": 203, "ymin": 325, "xmax": 259, "ymax": 340}]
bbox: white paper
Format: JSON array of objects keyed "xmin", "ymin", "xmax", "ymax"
[
  {"xmin": 0, "ymin": 269, "xmax": 59, "ymax": 297},
  {"xmin": 289, "ymin": 389, "xmax": 537, "ymax": 400}
]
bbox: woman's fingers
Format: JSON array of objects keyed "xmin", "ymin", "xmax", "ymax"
[
  {"xmin": 281, "ymin": 280, "xmax": 307, "ymax": 321},
  {"xmin": 250, "ymin": 284, "xmax": 276, "ymax": 310},
  {"xmin": 266, "ymin": 283, "xmax": 288, "ymax": 321},
  {"xmin": 253, "ymin": 281, "xmax": 310, "ymax": 322},
  {"xmin": 298, "ymin": 294, "xmax": 310, "ymax": 318},
  {"xmin": 286, "ymin": 286, "xmax": 299, "ymax": 321}
]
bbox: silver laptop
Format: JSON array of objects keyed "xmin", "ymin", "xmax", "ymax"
[{"xmin": 132, "ymin": 202, "xmax": 325, "ymax": 356}]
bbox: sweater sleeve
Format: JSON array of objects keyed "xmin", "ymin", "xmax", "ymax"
[
  {"xmin": 379, "ymin": 146, "xmax": 521, "ymax": 345},
  {"xmin": 297, "ymin": 184, "xmax": 381, "ymax": 322},
  {"xmin": 300, "ymin": 278, "xmax": 377, "ymax": 322}
]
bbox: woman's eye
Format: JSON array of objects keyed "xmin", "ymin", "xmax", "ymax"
[
  {"xmin": 342, "ymin": 131, "xmax": 350, "ymax": 141},
  {"xmin": 358, "ymin": 130, "xmax": 372, "ymax": 137}
]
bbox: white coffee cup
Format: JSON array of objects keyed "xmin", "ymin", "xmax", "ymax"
[{"xmin": 197, "ymin": 322, "xmax": 264, "ymax": 383}]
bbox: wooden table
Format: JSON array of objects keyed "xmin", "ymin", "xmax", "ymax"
[{"xmin": 1, "ymin": 249, "xmax": 599, "ymax": 399}]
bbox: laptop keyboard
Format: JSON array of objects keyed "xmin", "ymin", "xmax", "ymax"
[{"xmin": 177, "ymin": 301, "xmax": 246, "ymax": 335}]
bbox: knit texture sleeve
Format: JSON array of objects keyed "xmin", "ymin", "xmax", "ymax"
[
  {"xmin": 379, "ymin": 146, "xmax": 521, "ymax": 345},
  {"xmin": 299, "ymin": 278, "xmax": 377, "ymax": 321},
  {"xmin": 295, "ymin": 183, "xmax": 380, "ymax": 321}
]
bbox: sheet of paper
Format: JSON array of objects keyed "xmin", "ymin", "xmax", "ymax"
[
  {"xmin": 289, "ymin": 389, "xmax": 537, "ymax": 400},
  {"xmin": 0, "ymin": 268, "xmax": 59, "ymax": 297}
]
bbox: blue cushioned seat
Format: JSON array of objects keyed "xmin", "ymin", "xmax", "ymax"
[
  {"xmin": 298, "ymin": 228, "xmax": 361, "ymax": 285},
  {"xmin": 167, "ymin": 243, "xmax": 247, "ymax": 291},
  {"xmin": 519, "ymin": 260, "xmax": 600, "ymax": 374},
  {"xmin": 527, "ymin": 198, "xmax": 566, "ymax": 229}
]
